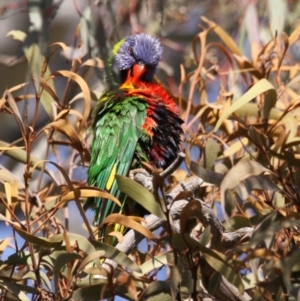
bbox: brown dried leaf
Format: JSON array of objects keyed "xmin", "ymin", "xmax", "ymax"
[
  {"xmin": 49, "ymin": 70, "xmax": 91, "ymax": 129},
  {"xmin": 116, "ymin": 271, "xmax": 138, "ymax": 301},
  {"xmin": 43, "ymin": 119, "xmax": 86, "ymax": 161},
  {"xmin": 108, "ymin": 231, "xmax": 124, "ymax": 243},
  {"xmin": 289, "ymin": 22, "xmax": 300, "ymax": 45},
  {"xmin": 38, "ymin": 76, "xmax": 59, "ymax": 103},
  {"xmin": 201, "ymin": 16, "xmax": 242, "ymax": 56},
  {"xmin": 180, "ymin": 199, "xmax": 202, "ymax": 234},
  {"xmin": 2, "ymin": 90, "xmax": 25, "ymax": 134},
  {"xmin": 81, "ymin": 57, "xmax": 104, "ymax": 68},
  {"xmin": 61, "ymin": 187, "xmax": 121, "ymax": 207},
  {"xmin": 101, "ymin": 214, "xmax": 157, "ymax": 240}
]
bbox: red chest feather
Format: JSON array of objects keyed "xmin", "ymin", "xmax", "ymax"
[{"xmin": 121, "ymin": 81, "xmax": 183, "ymax": 168}]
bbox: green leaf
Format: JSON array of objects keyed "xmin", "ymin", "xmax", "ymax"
[
  {"xmin": 207, "ymin": 272, "xmax": 222, "ymax": 295},
  {"xmin": 77, "ymin": 250, "xmax": 105, "ymax": 272},
  {"xmin": 198, "ymin": 226, "xmax": 212, "ymax": 246},
  {"xmin": 0, "ymin": 281, "xmax": 30, "ymax": 301},
  {"xmin": 49, "ymin": 233, "xmax": 95, "ymax": 255},
  {"xmin": 202, "ymin": 138, "xmax": 219, "ymax": 170},
  {"xmin": 278, "ymin": 250, "xmax": 300, "ymax": 292},
  {"xmin": 262, "ymin": 81, "xmax": 278, "ymax": 120},
  {"xmin": 23, "ymin": 270, "xmax": 52, "ymax": 292},
  {"xmin": 170, "ymin": 265, "xmax": 181, "ymax": 300},
  {"xmin": 190, "ymin": 161, "xmax": 224, "ymax": 185},
  {"xmin": 0, "ymin": 215, "xmax": 63, "ymax": 249},
  {"xmin": 139, "ymin": 252, "xmax": 172, "ymax": 275},
  {"xmin": 172, "ymin": 234, "xmax": 244, "ymax": 294},
  {"xmin": 220, "ymin": 160, "xmax": 270, "ymax": 219},
  {"xmin": 225, "ymin": 215, "xmax": 251, "ymax": 231},
  {"xmin": 53, "ymin": 252, "xmax": 83, "ymax": 293},
  {"xmin": 202, "ymin": 251, "xmax": 244, "ymax": 294},
  {"xmin": 274, "ymin": 191, "xmax": 285, "ymax": 208},
  {"xmin": 5, "ymin": 251, "xmax": 32, "ymax": 266},
  {"xmin": 91, "ymin": 240, "xmax": 142, "ymax": 273},
  {"xmin": 249, "ymin": 211, "xmax": 279, "ymax": 248},
  {"xmin": 72, "ymin": 284, "xmax": 110, "ymax": 301},
  {"xmin": 73, "ymin": 282, "xmax": 131, "ymax": 301},
  {"xmin": 139, "ymin": 281, "xmax": 172, "ymax": 301},
  {"xmin": 0, "ymin": 141, "xmax": 51, "ymax": 176},
  {"xmin": 224, "ymin": 189, "xmax": 235, "ymax": 218},
  {"xmin": 116, "ymin": 175, "xmax": 166, "ymax": 220}
]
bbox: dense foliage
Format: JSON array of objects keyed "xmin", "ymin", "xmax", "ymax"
[{"xmin": 1, "ymin": 1, "xmax": 300, "ymax": 300}]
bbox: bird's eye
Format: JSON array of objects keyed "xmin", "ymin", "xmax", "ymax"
[{"xmin": 128, "ymin": 47, "xmax": 133, "ymax": 55}]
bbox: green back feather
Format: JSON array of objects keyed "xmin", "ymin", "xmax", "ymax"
[{"xmin": 87, "ymin": 90, "xmax": 148, "ymax": 231}]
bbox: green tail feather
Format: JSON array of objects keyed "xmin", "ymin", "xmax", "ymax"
[{"xmin": 87, "ymin": 90, "xmax": 148, "ymax": 238}]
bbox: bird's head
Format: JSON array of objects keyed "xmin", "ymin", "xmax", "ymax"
[{"xmin": 112, "ymin": 33, "xmax": 163, "ymax": 84}]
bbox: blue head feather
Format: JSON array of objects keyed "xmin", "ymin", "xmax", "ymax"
[{"xmin": 114, "ymin": 34, "xmax": 163, "ymax": 81}]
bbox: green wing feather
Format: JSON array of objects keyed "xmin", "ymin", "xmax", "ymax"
[{"xmin": 87, "ymin": 90, "xmax": 147, "ymax": 228}]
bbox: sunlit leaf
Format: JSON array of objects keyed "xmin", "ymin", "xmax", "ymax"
[
  {"xmin": 49, "ymin": 233, "xmax": 96, "ymax": 255},
  {"xmin": 180, "ymin": 199, "xmax": 202, "ymax": 234},
  {"xmin": 214, "ymin": 79, "xmax": 276, "ymax": 132},
  {"xmin": 61, "ymin": 187, "xmax": 121, "ymax": 207},
  {"xmin": 101, "ymin": 214, "xmax": 157, "ymax": 240},
  {"xmin": 139, "ymin": 252, "xmax": 172, "ymax": 275},
  {"xmin": 201, "ymin": 16, "xmax": 242, "ymax": 56},
  {"xmin": 289, "ymin": 22, "xmax": 300, "ymax": 45},
  {"xmin": 48, "ymin": 70, "xmax": 91, "ymax": 129},
  {"xmin": 221, "ymin": 138, "xmax": 249, "ymax": 158},
  {"xmin": 267, "ymin": 0, "xmax": 287, "ymax": 35},
  {"xmin": 77, "ymin": 250, "xmax": 105, "ymax": 272},
  {"xmin": 81, "ymin": 57, "xmax": 104, "ymax": 68}
]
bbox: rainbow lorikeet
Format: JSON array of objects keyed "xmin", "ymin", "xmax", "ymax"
[{"xmin": 86, "ymin": 33, "xmax": 183, "ymax": 232}]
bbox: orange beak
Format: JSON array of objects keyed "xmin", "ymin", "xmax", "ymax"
[
  {"xmin": 132, "ymin": 63, "xmax": 146, "ymax": 82},
  {"xmin": 127, "ymin": 62, "xmax": 146, "ymax": 84},
  {"xmin": 120, "ymin": 62, "xmax": 146, "ymax": 90}
]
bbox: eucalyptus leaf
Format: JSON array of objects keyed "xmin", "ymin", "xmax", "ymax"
[
  {"xmin": 91, "ymin": 240, "xmax": 142, "ymax": 273},
  {"xmin": 116, "ymin": 175, "xmax": 165, "ymax": 220}
]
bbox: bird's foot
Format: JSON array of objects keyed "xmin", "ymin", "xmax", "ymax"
[{"xmin": 129, "ymin": 168, "xmax": 153, "ymax": 192}]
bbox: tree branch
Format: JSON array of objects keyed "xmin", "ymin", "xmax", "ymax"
[{"xmin": 104, "ymin": 172, "xmax": 253, "ymax": 300}]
